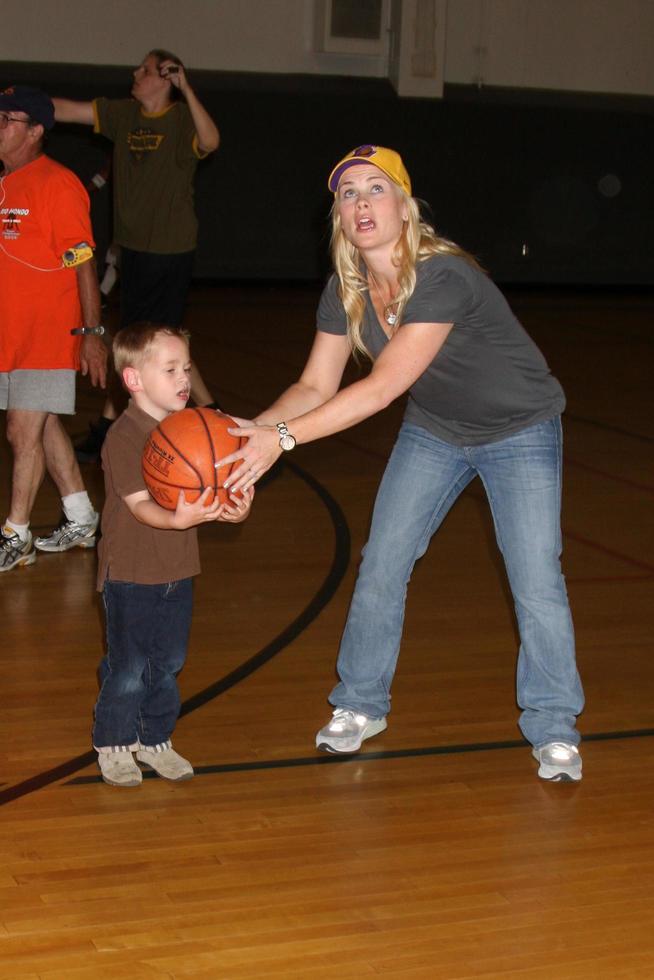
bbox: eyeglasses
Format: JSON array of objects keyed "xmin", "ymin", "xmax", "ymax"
[{"xmin": 0, "ymin": 112, "xmax": 31, "ymax": 129}]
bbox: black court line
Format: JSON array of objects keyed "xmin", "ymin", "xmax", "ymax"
[
  {"xmin": 178, "ymin": 458, "xmax": 350, "ymax": 717},
  {"xmin": 65, "ymin": 727, "xmax": 654, "ymax": 784},
  {"xmin": 0, "ymin": 460, "xmax": 351, "ymax": 808}
]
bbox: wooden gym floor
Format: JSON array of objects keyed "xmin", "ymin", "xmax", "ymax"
[{"xmin": 0, "ymin": 283, "xmax": 652, "ymax": 979}]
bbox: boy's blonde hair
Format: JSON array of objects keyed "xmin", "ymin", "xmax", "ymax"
[{"xmin": 113, "ymin": 322, "xmax": 190, "ymax": 375}]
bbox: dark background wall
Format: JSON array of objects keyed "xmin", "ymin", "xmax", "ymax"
[{"xmin": 6, "ymin": 62, "xmax": 653, "ymax": 285}]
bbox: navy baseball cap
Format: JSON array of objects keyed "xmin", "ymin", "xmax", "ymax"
[{"xmin": 0, "ymin": 86, "xmax": 55, "ymax": 130}]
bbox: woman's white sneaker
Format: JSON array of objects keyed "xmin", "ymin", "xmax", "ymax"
[
  {"xmin": 316, "ymin": 708, "xmax": 387, "ymax": 754},
  {"xmin": 533, "ymin": 741, "xmax": 582, "ymax": 781}
]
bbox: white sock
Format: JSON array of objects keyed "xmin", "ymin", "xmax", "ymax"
[
  {"xmin": 62, "ymin": 492, "xmax": 96, "ymax": 525},
  {"xmin": 4, "ymin": 519, "xmax": 30, "ymax": 542}
]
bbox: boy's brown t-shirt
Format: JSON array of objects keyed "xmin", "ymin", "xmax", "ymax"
[{"xmin": 97, "ymin": 400, "xmax": 200, "ymax": 590}]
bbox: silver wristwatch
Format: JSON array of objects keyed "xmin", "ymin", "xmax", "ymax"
[
  {"xmin": 70, "ymin": 326, "xmax": 105, "ymax": 336},
  {"xmin": 276, "ymin": 421, "xmax": 296, "ymax": 451}
]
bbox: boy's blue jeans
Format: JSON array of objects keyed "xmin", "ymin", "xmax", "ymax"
[
  {"xmin": 93, "ymin": 578, "xmax": 193, "ymax": 749},
  {"xmin": 329, "ymin": 417, "xmax": 584, "ymax": 748}
]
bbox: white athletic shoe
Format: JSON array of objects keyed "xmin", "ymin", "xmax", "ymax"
[
  {"xmin": 532, "ymin": 741, "xmax": 582, "ymax": 782},
  {"xmin": 35, "ymin": 513, "xmax": 99, "ymax": 552},
  {"xmin": 0, "ymin": 527, "xmax": 36, "ymax": 572},
  {"xmin": 316, "ymin": 708, "xmax": 387, "ymax": 754}
]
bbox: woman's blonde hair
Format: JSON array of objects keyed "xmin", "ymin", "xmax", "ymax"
[{"xmin": 330, "ymin": 189, "xmax": 482, "ymax": 360}]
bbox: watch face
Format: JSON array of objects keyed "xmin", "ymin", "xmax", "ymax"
[{"xmin": 280, "ymin": 434, "xmax": 296, "ymax": 451}]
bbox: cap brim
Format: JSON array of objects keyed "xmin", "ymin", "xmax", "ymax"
[
  {"xmin": 328, "ymin": 158, "xmax": 371, "ymax": 192},
  {"xmin": 0, "ymin": 96, "xmax": 20, "ymax": 113},
  {"xmin": 328, "ymin": 157, "xmax": 411, "ymax": 196}
]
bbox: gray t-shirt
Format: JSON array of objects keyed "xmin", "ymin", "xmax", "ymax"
[{"xmin": 316, "ymin": 254, "xmax": 565, "ymax": 446}]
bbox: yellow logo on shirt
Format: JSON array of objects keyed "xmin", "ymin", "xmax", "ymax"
[{"xmin": 127, "ymin": 129, "xmax": 166, "ymax": 156}]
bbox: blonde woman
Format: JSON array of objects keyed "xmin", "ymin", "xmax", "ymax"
[{"xmin": 222, "ymin": 145, "xmax": 584, "ymax": 782}]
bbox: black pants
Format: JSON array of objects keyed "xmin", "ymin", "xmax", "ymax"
[{"xmin": 120, "ymin": 248, "xmax": 195, "ymax": 328}]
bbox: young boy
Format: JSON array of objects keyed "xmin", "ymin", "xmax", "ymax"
[{"xmin": 93, "ymin": 323, "xmax": 252, "ymax": 787}]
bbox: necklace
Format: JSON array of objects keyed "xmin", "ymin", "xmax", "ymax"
[{"xmin": 368, "ymin": 269, "xmax": 399, "ymax": 327}]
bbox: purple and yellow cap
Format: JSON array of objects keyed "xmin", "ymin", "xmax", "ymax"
[{"xmin": 328, "ymin": 144, "xmax": 411, "ymax": 196}]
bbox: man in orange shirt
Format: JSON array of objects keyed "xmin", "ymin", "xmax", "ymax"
[{"xmin": 0, "ymin": 86, "xmax": 107, "ymax": 572}]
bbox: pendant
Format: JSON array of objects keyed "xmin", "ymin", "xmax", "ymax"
[{"xmin": 385, "ymin": 309, "xmax": 398, "ymax": 326}]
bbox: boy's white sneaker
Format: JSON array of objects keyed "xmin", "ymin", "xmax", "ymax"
[
  {"xmin": 98, "ymin": 749, "xmax": 142, "ymax": 787},
  {"xmin": 136, "ymin": 742, "xmax": 194, "ymax": 781}
]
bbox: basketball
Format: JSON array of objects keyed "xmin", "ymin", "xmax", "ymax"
[{"xmin": 142, "ymin": 407, "xmax": 244, "ymax": 510}]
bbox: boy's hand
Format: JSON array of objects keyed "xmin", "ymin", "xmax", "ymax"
[
  {"xmin": 171, "ymin": 487, "xmax": 226, "ymax": 529},
  {"xmin": 216, "ymin": 485, "xmax": 255, "ymax": 524}
]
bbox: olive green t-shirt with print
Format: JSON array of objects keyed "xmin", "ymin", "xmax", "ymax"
[{"xmin": 93, "ymin": 98, "xmax": 206, "ymax": 254}]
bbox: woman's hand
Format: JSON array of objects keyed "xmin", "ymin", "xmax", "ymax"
[{"xmin": 216, "ymin": 418, "xmax": 283, "ymax": 493}]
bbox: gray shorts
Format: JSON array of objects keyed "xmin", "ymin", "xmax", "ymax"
[{"xmin": 0, "ymin": 370, "xmax": 77, "ymax": 414}]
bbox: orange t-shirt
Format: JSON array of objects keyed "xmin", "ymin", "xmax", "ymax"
[{"xmin": 0, "ymin": 154, "xmax": 94, "ymax": 371}]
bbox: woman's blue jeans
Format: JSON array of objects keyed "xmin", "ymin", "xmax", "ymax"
[
  {"xmin": 93, "ymin": 578, "xmax": 193, "ymax": 749},
  {"xmin": 329, "ymin": 417, "xmax": 584, "ymax": 748}
]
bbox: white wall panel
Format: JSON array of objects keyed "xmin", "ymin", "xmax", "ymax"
[{"xmin": 3, "ymin": 0, "xmax": 654, "ymax": 97}]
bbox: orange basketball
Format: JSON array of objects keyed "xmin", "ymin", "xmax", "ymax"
[{"xmin": 142, "ymin": 407, "xmax": 244, "ymax": 511}]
